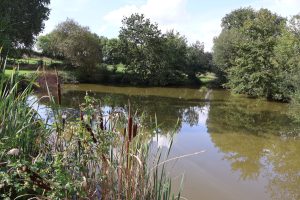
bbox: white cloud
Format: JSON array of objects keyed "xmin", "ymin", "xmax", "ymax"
[
  {"xmin": 254, "ymin": 0, "xmax": 300, "ymax": 16},
  {"xmin": 104, "ymin": 5, "xmax": 139, "ymax": 24},
  {"xmin": 103, "ymin": 0, "xmax": 195, "ymax": 45},
  {"xmin": 102, "ymin": 0, "xmax": 227, "ymax": 51},
  {"xmin": 104, "ymin": 0, "xmax": 189, "ymax": 24}
]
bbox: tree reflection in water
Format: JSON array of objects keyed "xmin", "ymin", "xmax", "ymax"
[
  {"xmin": 61, "ymin": 89, "xmax": 207, "ymax": 134},
  {"xmin": 207, "ymin": 90, "xmax": 300, "ymax": 200}
]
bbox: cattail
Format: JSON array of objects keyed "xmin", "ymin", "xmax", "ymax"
[
  {"xmin": 123, "ymin": 128, "xmax": 126, "ymax": 138},
  {"xmin": 80, "ymin": 110, "xmax": 84, "ymax": 121},
  {"xmin": 128, "ymin": 116, "xmax": 133, "ymax": 142},
  {"xmin": 100, "ymin": 116, "xmax": 104, "ymax": 130},
  {"xmin": 133, "ymin": 124, "xmax": 138, "ymax": 138}
]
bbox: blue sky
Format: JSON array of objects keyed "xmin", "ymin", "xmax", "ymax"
[{"xmin": 43, "ymin": 0, "xmax": 300, "ymax": 51}]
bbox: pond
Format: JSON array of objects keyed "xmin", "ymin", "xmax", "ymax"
[{"xmin": 56, "ymin": 84, "xmax": 300, "ymax": 200}]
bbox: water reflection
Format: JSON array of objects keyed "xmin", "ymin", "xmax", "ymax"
[
  {"xmin": 207, "ymin": 90, "xmax": 300, "ymax": 200},
  {"xmin": 51, "ymin": 84, "xmax": 300, "ymax": 200},
  {"xmin": 61, "ymin": 84, "xmax": 208, "ymax": 133}
]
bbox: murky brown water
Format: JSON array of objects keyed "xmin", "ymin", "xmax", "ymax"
[{"xmin": 61, "ymin": 84, "xmax": 300, "ymax": 200}]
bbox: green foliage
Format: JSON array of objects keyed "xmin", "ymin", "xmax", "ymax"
[
  {"xmin": 102, "ymin": 38, "xmax": 123, "ymax": 65},
  {"xmin": 213, "ymin": 28, "xmax": 243, "ymax": 83},
  {"xmin": 38, "ymin": 19, "xmax": 102, "ymax": 79},
  {"xmin": 36, "ymin": 34, "xmax": 63, "ymax": 59},
  {"xmin": 221, "ymin": 7, "xmax": 255, "ymax": 30},
  {"xmin": 119, "ymin": 14, "xmax": 212, "ymax": 86},
  {"xmin": 186, "ymin": 41, "xmax": 212, "ymax": 83},
  {"xmin": 119, "ymin": 13, "xmax": 168, "ymax": 85},
  {"xmin": 0, "ymin": 0, "xmax": 50, "ymax": 72},
  {"xmin": 162, "ymin": 30, "xmax": 189, "ymax": 84},
  {"xmin": 228, "ymin": 9, "xmax": 286, "ymax": 99},
  {"xmin": 278, "ymin": 15, "xmax": 300, "ymax": 115},
  {"xmin": 36, "ymin": 13, "xmax": 213, "ymax": 86},
  {"xmin": 213, "ymin": 7, "xmax": 294, "ymax": 101},
  {"xmin": 0, "ymin": 0, "xmax": 50, "ymax": 49}
]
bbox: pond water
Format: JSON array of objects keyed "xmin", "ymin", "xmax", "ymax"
[{"xmin": 59, "ymin": 84, "xmax": 300, "ymax": 200}]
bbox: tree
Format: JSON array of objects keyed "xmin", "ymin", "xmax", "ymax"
[
  {"xmin": 38, "ymin": 19, "xmax": 102, "ymax": 78},
  {"xmin": 119, "ymin": 13, "xmax": 168, "ymax": 85},
  {"xmin": 186, "ymin": 41, "xmax": 211, "ymax": 80},
  {"xmin": 275, "ymin": 15, "xmax": 300, "ymax": 115},
  {"xmin": 0, "ymin": 0, "xmax": 50, "ymax": 69},
  {"xmin": 213, "ymin": 8, "xmax": 288, "ymax": 100},
  {"xmin": 162, "ymin": 30, "xmax": 188, "ymax": 84},
  {"xmin": 0, "ymin": 0, "xmax": 50, "ymax": 48},
  {"xmin": 228, "ymin": 9, "xmax": 285, "ymax": 99},
  {"xmin": 213, "ymin": 7, "xmax": 256, "ymax": 84},
  {"xmin": 37, "ymin": 34, "xmax": 63, "ymax": 59}
]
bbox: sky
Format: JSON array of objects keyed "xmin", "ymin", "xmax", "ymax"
[{"xmin": 43, "ymin": 0, "xmax": 300, "ymax": 51}]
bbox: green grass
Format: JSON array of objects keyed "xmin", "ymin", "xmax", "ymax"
[
  {"xmin": 4, "ymin": 69, "xmax": 35, "ymax": 75},
  {"xmin": 8, "ymin": 57, "xmax": 62, "ymax": 65},
  {"xmin": 198, "ymin": 72, "xmax": 217, "ymax": 84}
]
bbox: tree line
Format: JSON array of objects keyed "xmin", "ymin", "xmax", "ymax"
[{"xmin": 37, "ymin": 14, "xmax": 213, "ymax": 86}]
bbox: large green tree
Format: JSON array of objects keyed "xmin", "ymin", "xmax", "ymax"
[
  {"xmin": 38, "ymin": 19, "xmax": 102, "ymax": 78},
  {"xmin": 213, "ymin": 29, "xmax": 243, "ymax": 83},
  {"xmin": 213, "ymin": 8, "xmax": 288, "ymax": 100},
  {"xmin": 119, "ymin": 13, "xmax": 170, "ymax": 85},
  {"xmin": 228, "ymin": 9, "xmax": 286, "ymax": 99}
]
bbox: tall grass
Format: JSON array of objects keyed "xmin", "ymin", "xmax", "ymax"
[{"xmin": 0, "ymin": 54, "xmax": 184, "ymax": 199}]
